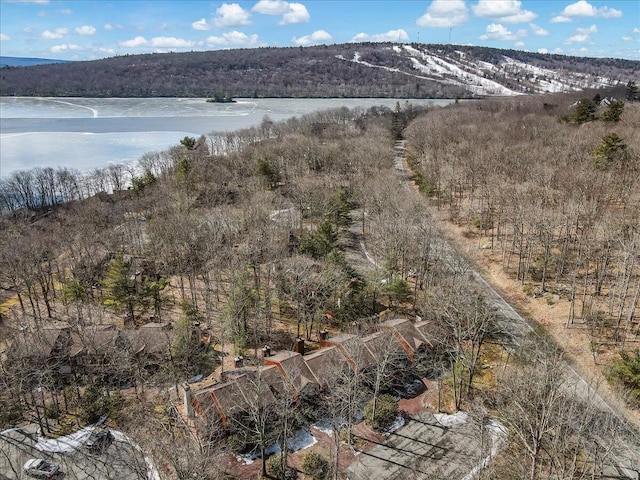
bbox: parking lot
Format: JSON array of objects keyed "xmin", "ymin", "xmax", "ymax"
[
  {"xmin": 0, "ymin": 424, "xmax": 156, "ymax": 480},
  {"xmin": 345, "ymin": 411, "xmax": 503, "ymax": 480}
]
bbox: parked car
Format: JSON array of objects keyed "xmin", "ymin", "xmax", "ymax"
[
  {"xmin": 22, "ymin": 458, "xmax": 60, "ymax": 479},
  {"xmin": 85, "ymin": 429, "xmax": 114, "ymax": 453}
]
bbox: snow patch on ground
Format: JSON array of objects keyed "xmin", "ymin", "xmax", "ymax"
[
  {"xmin": 384, "ymin": 415, "xmax": 405, "ymax": 436},
  {"xmin": 111, "ymin": 430, "xmax": 161, "ymax": 480},
  {"xmin": 236, "ymin": 428, "xmax": 316, "ymax": 465},
  {"xmin": 288, "ymin": 428, "xmax": 317, "ymax": 452},
  {"xmin": 341, "ymin": 44, "xmax": 617, "ymax": 96},
  {"xmin": 35, "ymin": 426, "xmax": 93, "ymax": 453},
  {"xmin": 434, "ymin": 411, "xmax": 469, "ymax": 427},
  {"xmin": 236, "ymin": 442, "xmax": 282, "ymax": 465},
  {"xmin": 312, "ymin": 420, "xmax": 336, "ymax": 436},
  {"xmin": 33, "ymin": 425, "xmax": 160, "ymax": 480}
]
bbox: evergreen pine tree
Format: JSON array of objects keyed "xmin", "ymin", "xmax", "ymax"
[{"xmin": 601, "ymin": 100, "xmax": 624, "ymax": 123}]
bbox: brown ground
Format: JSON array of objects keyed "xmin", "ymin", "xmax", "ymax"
[{"xmin": 426, "ymin": 202, "xmax": 640, "ymax": 428}]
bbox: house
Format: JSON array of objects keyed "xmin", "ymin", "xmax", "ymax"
[
  {"xmin": 6, "ymin": 323, "xmax": 73, "ymax": 378},
  {"xmin": 186, "ymin": 367, "xmax": 279, "ymax": 435},
  {"xmin": 303, "ymin": 345, "xmax": 351, "ymax": 388},
  {"xmin": 263, "ymin": 350, "xmax": 318, "ymax": 399},
  {"xmin": 361, "ymin": 330, "xmax": 408, "ymax": 364},
  {"xmin": 178, "ymin": 317, "xmax": 434, "ymax": 440},
  {"xmin": 320, "ymin": 333, "xmax": 377, "ymax": 371},
  {"xmin": 122, "ymin": 322, "xmax": 174, "ymax": 373},
  {"xmin": 69, "ymin": 325, "xmax": 125, "ymax": 381},
  {"xmin": 378, "ymin": 318, "xmax": 429, "ymax": 361}
]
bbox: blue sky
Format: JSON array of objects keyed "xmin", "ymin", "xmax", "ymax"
[{"xmin": 0, "ymin": 0, "xmax": 638, "ymax": 60}]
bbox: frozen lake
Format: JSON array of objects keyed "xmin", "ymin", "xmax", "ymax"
[{"xmin": 0, "ymin": 97, "xmax": 453, "ymax": 177}]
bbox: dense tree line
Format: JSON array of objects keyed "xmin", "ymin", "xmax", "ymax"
[
  {"xmin": 2, "ymin": 42, "xmax": 638, "ymax": 99},
  {"xmin": 405, "ymin": 92, "xmax": 640, "ymax": 391}
]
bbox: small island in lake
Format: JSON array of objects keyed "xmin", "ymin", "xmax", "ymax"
[{"xmin": 206, "ymin": 92, "xmax": 236, "ymax": 103}]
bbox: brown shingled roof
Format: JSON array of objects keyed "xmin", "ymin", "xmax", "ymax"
[
  {"xmin": 70, "ymin": 326, "xmax": 120, "ymax": 358},
  {"xmin": 123, "ymin": 323, "xmax": 173, "ymax": 356},
  {"xmin": 8, "ymin": 328, "xmax": 70, "ymax": 360},
  {"xmin": 362, "ymin": 330, "xmax": 407, "ymax": 363},
  {"xmin": 263, "ymin": 350, "xmax": 317, "ymax": 396},
  {"xmin": 379, "ymin": 318, "xmax": 426, "ymax": 359},
  {"xmin": 322, "ymin": 333, "xmax": 377, "ymax": 371},
  {"xmin": 303, "ymin": 346, "xmax": 350, "ymax": 388}
]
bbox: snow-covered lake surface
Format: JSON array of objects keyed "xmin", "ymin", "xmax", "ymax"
[{"xmin": 0, "ymin": 97, "xmax": 453, "ymax": 177}]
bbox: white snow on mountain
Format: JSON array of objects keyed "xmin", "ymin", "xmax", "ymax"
[{"xmin": 338, "ymin": 44, "xmax": 621, "ymax": 97}]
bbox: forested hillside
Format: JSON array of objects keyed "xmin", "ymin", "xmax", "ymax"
[
  {"xmin": 405, "ymin": 88, "xmax": 640, "ymax": 404},
  {"xmin": 2, "ymin": 95, "xmax": 640, "ymax": 479},
  {"xmin": 1, "ymin": 42, "xmax": 638, "ymax": 98}
]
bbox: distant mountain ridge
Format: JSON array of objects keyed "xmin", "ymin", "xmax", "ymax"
[
  {"xmin": 0, "ymin": 56, "xmax": 70, "ymax": 67},
  {"xmin": 0, "ymin": 43, "xmax": 638, "ymax": 98}
]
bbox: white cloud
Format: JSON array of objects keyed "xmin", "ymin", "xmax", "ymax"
[
  {"xmin": 75, "ymin": 25, "xmax": 96, "ymax": 36},
  {"xmin": 281, "ymin": 3, "xmax": 309, "ymax": 24},
  {"xmin": 575, "ymin": 24, "xmax": 597, "ymax": 34},
  {"xmin": 564, "ymin": 0, "xmax": 597, "ymax": 16},
  {"xmin": 565, "ymin": 23, "xmax": 598, "ymax": 44},
  {"xmin": 472, "ymin": 0, "xmax": 537, "ymax": 23},
  {"xmin": 149, "ymin": 37, "xmax": 195, "ymax": 48},
  {"xmin": 23, "ymin": 27, "xmax": 33, "ymax": 33},
  {"xmin": 119, "ymin": 36, "xmax": 148, "ymax": 48},
  {"xmin": 41, "ymin": 27, "xmax": 68, "ymax": 39},
  {"xmin": 252, "ymin": 0, "xmax": 309, "ymax": 24},
  {"xmin": 537, "ymin": 47, "xmax": 549, "ymax": 53},
  {"xmin": 479, "ymin": 23, "xmax": 525, "ymax": 41},
  {"xmin": 416, "ymin": 0, "xmax": 468, "ymax": 28},
  {"xmin": 350, "ymin": 29, "xmax": 409, "ymax": 43},
  {"xmin": 253, "ymin": 0, "xmax": 290, "ymax": 15},
  {"xmin": 104, "ymin": 23, "xmax": 123, "ymax": 31},
  {"xmin": 550, "ymin": 15, "xmax": 571, "ymax": 23},
  {"xmin": 206, "ymin": 31, "xmax": 260, "ymax": 47},
  {"xmin": 191, "ymin": 18, "xmax": 210, "ymax": 31},
  {"xmin": 60, "ymin": 8, "xmax": 72, "ymax": 14},
  {"xmin": 633, "ymin": 28, "xmax": 640, "ymax": 34},
  {"xmin": 292, "ymin": 29, "xmax": 332, "ymax": 46},
  {"xmin": 214, "ymin": 3, "xmax": 252, "ymax": 28},
  {"xmin": 558, "ymin": 1, "xmax": 622, "ymax": 20},
  {"xmin": 5, "ymin": 0, "xmax": 49, "ymax": 3},
  {"xmin": 0, "ymin": 33, "xmax": 10, "ymax": 41},
  {"xmin": 515, "ymin": 40, "xmax": 525, "ymax": 47},
  {"xmin": 566, "ymin": 34, "xmax": 590, "ymax": 43},
  {"xmin": 529, "ymin": 23, "xmax": 549, "ymax": 35},
  {"xmin": 51, "ymin": 43, "xmax": 82, "ymax": 53},
  {"xmin": 622, "ymin": 36, "xmax": 633, "ymax": 41}
]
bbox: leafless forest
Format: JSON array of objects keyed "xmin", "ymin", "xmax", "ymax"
[
  {"xmin": 1, "ymin": 93, "xmax": 639, "ymax": 479},
  {"xmin": 1, "ymin": 42, "xmax": 638, "ymax": 98}
]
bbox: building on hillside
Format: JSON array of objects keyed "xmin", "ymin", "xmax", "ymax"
[
  {"xmin": 69, "ymin": 325, "xmax": 128, "ymax": 384},
  {"xmin": 303, "ymin": 345, "xmax": 351, "ymax": 388},
  {"xmin": 263, "ymin": 350, "xmax": 318, "ymax": 400},
  {"xmin": 6, "ymin": 323, "xmax": 73, "ymax": 379},
  {"xmin": 177, "ymin": 317, "xmax": 435, "ymax": 442},
  {"xmin": 378, "ymin": 317, "xmax": 431, "ymax": 361}
]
